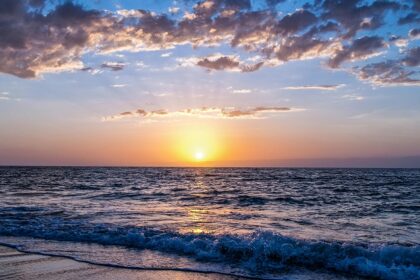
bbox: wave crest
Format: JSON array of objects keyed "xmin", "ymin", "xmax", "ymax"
[{"xmin": 1, "ymin": 223, "xmax": 419, "ymax": 279}]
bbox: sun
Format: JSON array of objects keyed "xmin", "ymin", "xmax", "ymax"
[
  {"xmin": 171, "ymin": 124, "xmax": 225, "ymax": 165},
  {"xmin": 194, "ymin": 151, "xmax": 205, "ymax": 161}
]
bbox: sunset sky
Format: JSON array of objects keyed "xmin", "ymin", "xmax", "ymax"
[{"xmin": 0, "ymin": 0, "xmax": 419, "ymax": 167}]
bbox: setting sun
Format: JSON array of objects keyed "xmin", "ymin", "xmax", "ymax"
[
  {"xmin": 170, "ymin": 124, "xmax": 225, "ymax": 165},
  {"xmin": 194, "ymin": 151, "xmax": 205, "ymax": 161}
]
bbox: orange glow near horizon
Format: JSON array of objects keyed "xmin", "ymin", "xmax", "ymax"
[{"xmin": 171, "ymin": 124, "xmax": 224, "ymax": 165}]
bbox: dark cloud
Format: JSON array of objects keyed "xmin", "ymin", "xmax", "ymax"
[
  {"xmin": 413, "ymin": 0, "xmax": 420, "ymax": 11},
  {"xmin": 101, "ymin": 62, "xmax": 125, "ymax": 71},
  {"xmin": 321, "ymin": 0, "xmax": 400, "ymax": 39},
  {"xmin": 150, "ymin": 109, "xmax": 168, "ymax": 115},
  {"xmin": 0, "ymin": 0, "xmax": 104, "ymax": 78},
  {"xmin": 356, "ymin": 60, "xmax": 419, "ymax": 86},
  {"xmin": 0, "ymin": 0, "xmax": 415, "ymax": 87},
  {"xmin": 46, "ymin": 2, "xmax": 101, "ymax": 27},
  {"xmin": 271, "ymin": 33, "xmax": 335, "ymax": 62},
  {"xmin": 409, "ymin": 28, "xmax": 420, "ymax": 38},
  {"xmin": 196, "ymin": 56, "xmax": 264, "ymax": 72},
  {"xmin": 355, "ymin": 45, "xmax": 420, "ymax": 85},
  {"xmin": 328, "ymin": 36, "xmax": 386, "ymax": 68},
  {"xmin": 402, "ymin": 47, "xmax": 420, "ymax": 67},
  {"xmin": 276, "ymin": 10, "xmax": 317, "ymax": 36},
  {"xmin": 0, "ymin": 0, "xmax": 25, "ymax": 16},
  {"xmin": 28, "ymin": 0, "xmax": 45, "ymax": 7},
  {"xmin": 135, "ymin": 109, "xmax": 147, "ymax": 116},
  {"xmin": 241, "ymin": 61, "xmax": 264, "ymax": 72},
  {"xmin": 265, "ymin": 0, "xmax": 286, "ymax": 8},
  {"xmin": 197, "ymin": 56, "xmax": 240, "ymax": 70},
  {"xmin": 398, "ymin": 12, "xmax": 420, "ymax": 25}
]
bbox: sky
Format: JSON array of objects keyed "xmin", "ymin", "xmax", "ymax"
[{"xmin": 0, "ymin": 0, "xmax": 419, "ymax": 167}]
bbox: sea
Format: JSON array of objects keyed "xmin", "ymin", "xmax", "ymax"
[{"xmin": 0, "ymin": 167, "xmax": 419, "ymax": 279}]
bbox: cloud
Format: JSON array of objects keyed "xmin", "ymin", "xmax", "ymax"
[
  {"xmin": 103, "ymin": 106, "xmax": 302, "ymax": 121},
  {"xmin": 168, "ymin": 7, "xmax": 180, "ymax": 14},
  {"xmin": 220, "ymin": 106, "xmax": 292, "ymax": 117},
  {"xmin": 409, "ymin": 28, "xmax": 420, "ymax": 39},
  {"xmin": 276, "ymin": 10, "xmax": 318, "ymax": 36},
  {"xmin": 283, "ymin": 84, "xmax": 345, "ymax": 91},
  {"xmin": 328, "ymin": 36, "xmax": 386, "ymax": 68},
  {"xmin": 0, "ymin": 1, "xmax": 101, "ymax": 78},
  {"xmin": 0, "ymin": 91, "xmax": 19, "ymax": 101},
  {"xmin": 0, "ymin": 0, "xmax": 416, "ymax": 87},
  {"xmin": 398, "ymin": 12, "xmax": 420, "ymax": 25},
  {"xmin": 232, "ymin": 88, "xmax": 252, "ymax": 94},
  {"xmin": 355, "ymin": 60, "xmax": 420, "ymax": 86},
  {"xmin": 111, "ymin": 84, "xmax": 127, "ymax": 88},
  {"xmin": 161, "ymin": 52, "xmax": 172, "ymax": 57},
  {"xmin": 389, "ymin": 36, "xmax": 408, "ymax": 49},
  {"xmin": 178, "ymin": 54, "xmax": 264, "ymax": 72},
  {"xmin": 101, "ymin": 62, "xmax": 125, "ymax": 71},
  {"xmin": 80, "ymin": 67, "xmax": 103, "ymax": 75},
  {"xmin": 265, "ymin": 0, "xmax": 287, "ymax": 8},
  {"xmin": 402, "ymin": 47, "xmax": 420, "ymax": 67},
  {"xmin": 197, "ymin": 56, "xmax": 240, "ymax": 71},
  {"xmin": 195, "ymin": 55, "xmax": 264, "ymax": 72},
  {"xmin": 342, "ymin": 94, "xmax": 364, "ymax": 101},
  {"xmin": 353, "ymin": 46, "xmax": 420, "ymax": 86},
  {"xmin": 320, "ymin": 0, "xmax": 400, "ymax": 39}
]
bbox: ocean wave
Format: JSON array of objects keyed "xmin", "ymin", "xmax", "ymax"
[{"xmin": 0, "ymin": 224, "xmax": 419, "ymax": 279}]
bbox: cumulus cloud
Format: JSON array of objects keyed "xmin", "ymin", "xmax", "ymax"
[
  {"xmin": 328, "ymin": 36, "xmax": 386, "ymax": 68},
  {"xmin": 0, "ymin": 1, "xmax": 101, "ymax": 78},
  {"xmin": 283, "ymin": 84, "xmax": 345, "ymax": 91},
  {"xmin": 0, "ymin": 0, "xmax": 417, "ymax": 87},
  {"xmin": 103, "ymin": 106, "xmax": 302, "ymax": 121},
  {"xmin": 398, "ymin": 12, "xmax": 420, "ymax": 25},
  {"xmin": 409, "ymin": 28, "xmax": 420, "ymax": 39},
  {"xmin": 319, "ymin": 0, "xmax": 400, "ymax": 39},
  {"xmin": 355, "ymin": 60, "xmax": 420, "ymax": 86},
  {"xmin": 353, "ymin": 46, "xmax": 420, "ymax": 86},
  {"xmin": 402, "ymin": 47, "xmax": 420, "ymax": 67}
]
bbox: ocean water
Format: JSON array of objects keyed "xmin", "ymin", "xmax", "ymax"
[{"xmin": 0, "ymin": 167, "xmax": 419, "ymax": 279}]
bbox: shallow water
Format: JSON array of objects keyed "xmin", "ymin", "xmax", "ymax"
[{"xmin": 0, "ymin": 167, "xmax": 419, "ymax": 279}]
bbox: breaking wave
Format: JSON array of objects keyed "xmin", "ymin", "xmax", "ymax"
[{"xmin": 1, "ymin": 223, "xmax": 419, "ymax": 280}]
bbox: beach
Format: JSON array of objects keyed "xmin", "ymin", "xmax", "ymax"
[{"xmin": 0, "ymin": 245, "xmax": 247, "ymax": 280}]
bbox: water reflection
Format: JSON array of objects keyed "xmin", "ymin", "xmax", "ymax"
[
  {"xmin": 186, "ymin": 208, "xmax": 210, "ymax": 234},
  {"xmin": 182, "ymin": 171, "xmax": 212, "ymax": 234}
]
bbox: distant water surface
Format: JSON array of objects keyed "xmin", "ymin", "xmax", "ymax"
[{"xmin": 0, "ymin": 167, "xmax": 419, "ymax": 279}]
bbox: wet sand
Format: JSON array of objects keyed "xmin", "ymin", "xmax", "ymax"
[{"xmin": 0, "ymin": 245, "xmax": 245, "ymax": 280}]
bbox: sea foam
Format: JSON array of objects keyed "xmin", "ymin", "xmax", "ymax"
[{"xmin": 1, "ymin": 224, "xmax": 419, "ymax": 280}]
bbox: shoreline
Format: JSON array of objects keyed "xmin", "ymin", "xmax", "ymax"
[
  {"xmin": 0, "ymin": 243, "xmax": 368, "ymax": 280},
  {"xmin": 0, "ymin": 245, "xmax": 247, "ymax": 280}
]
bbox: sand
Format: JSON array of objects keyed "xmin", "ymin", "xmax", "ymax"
[{"xmin": 0, "ymin": 245, "xmax": 246, "ymax": 280}]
